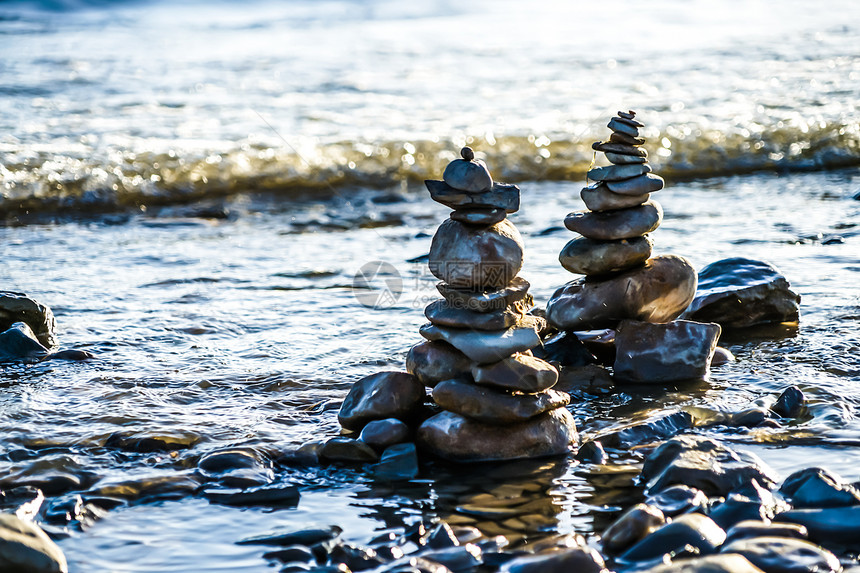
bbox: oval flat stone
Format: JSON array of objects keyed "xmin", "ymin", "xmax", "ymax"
[
  {"xmin": 416, "ymin": 408, "xmax": 578, "ymax": 462},
  {"xmin": 602, "ymin": 503, "xmax": 666, "ymax": 554},
  {"xmin": 564, "ymin": 200, "xmax": 663, "ymax": 241},
  {"xmin": 406, "ymin": 340, "xmax": 472, "ymax": 387},
  {"xmin": 720, "ymin": 537, "xmax": 840, "ymax": 573},
  {"xmin": 450, "ymin": 208, "xmax": 507, "ymax": 226},
  {"xmin": 587, "ymin": 163, "xmax": 651, "ymax": 182},
  {"xmin": 607, "ymin": 173, "xmax": 665, "ymax": 195},
  {"xmin": 432, "ymin": 379, "xmax": 570, "ymax": 424},
  {"xmin": 472, "ymin": 353, "xmax": 559, "ymax": 393},
  {"xmin": 358, "ymin": 418, "xmax": 410, "ymax": 450},
  {"xmin": 620, "ymin": 513, "xmax": 725, "ymax": 562},
  {"xmin": 775, "ymin": 505, "xmax": 860, "ymax": 545},
  {"xmin": 608, "ymin": 117, "xmax": 641, "ymax": 138},
  {"xmin": 419, "ymin": 318, "xmax": 543, "ymax": 364},
  {"xmin": 605, "ymin": 151, "xmax": 646, "ymax": 165},
  {"xmin": 581, "ymin": 183, "xmax": 650, "ymax": 212},
  {"xmin": 610, "ymin": 131, "xmax": 646, "ymax": 146},
  {"xmin": 443, "ymin": 158, "xmax": 493, "ymax": 192},
  {"xmin": 338, "ymin": 371, "xmax": 426, "ymax": 431},
  {"xmin": 426, "ymin": 180, "xmax": 521, "ymax": 213},
  {"xmin": 424, "ymin": 299, "xmax": 526, "ymax": 331},
  {"xmin": 559, "ymin": 236, "xmax": 653, "ymax": 276},
  {"xmin": 725, "ymin": 520, "xmax": 808, "ymax": 544},
  {"xmin": 429, "ymin": 218, "xmax": 524, "ymax": 289},
  {"xmin": 615, "ymin": 115, "xmax": 644, "ymax": 128},
  {"xmin": 593, "ymin": 141, "xmax": 648, "ymax": 157},
  {"xmin": 546, "ymin": 255, "xmax": 697, "ymax": 331},
  {"xmin": 437, "ymin": 276, "xmax": 531, "ymax": 313}
]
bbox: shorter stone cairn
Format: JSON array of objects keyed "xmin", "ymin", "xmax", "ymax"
[{"xmin": 547, "ymin": 111, "xmax": 720, "ymax": 383}]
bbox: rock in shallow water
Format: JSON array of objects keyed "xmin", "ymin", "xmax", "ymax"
[
  {"xmin": 429, "ymin": 218, "xmax": 524, "ymax": 289},
  {"xmin": 371, "ymin": 442, "xmax": 419, "ymax": 481},
  {"xmin": 778, "ymin": 466, "xmax": 860, "ymax": 508},
  {"xmin": 564, "ymin": 201, "xmax": 663, "ymax": 241},
  {"xmin": 613, "ymin": 319, "xmax": 721, "ymax": 383},
  {"xmin": 602, "ymin": 503, "xmax": 666, "ymax": 554},
  {"xmin": 419, "ymin": 319, "xmax": 543, "ymax": 364},
  {"xmin": 406, "ymin": 341, "xmax": 472, "ymax": 388},
  {"xmin": 559, "ymin": 233, "xmax": 653, "ymax": 276},
  {"xmin": 320, "ymin": 438, "xmax": 380, "ymax": 463},
  {"xmin": 471, "ymin": 353, "xmax": 559, "ymax": 393},
  {"xmin": 546, "ymin": 255, "xmax": 698, "ymax": 331},
  {"xmin": 724, "ymin": 520, "xmax": 808, "ymax": 544},
  {"xmin": 619, "ymin": 513, "xmax": 726, "ymax": 562},
  {"xmin": 771, "ymin": 386, "xmax": 805, "ymax": 418},
  {"xmin": 640, "ymin": 554, "xmax": 765, "ymax": 573},
  {"xmin": 0, "ymin": 513, "xmax": 68, "ymax": 573},
  {"xmin": 0, "ymin": 322, "xmax": 50, "ymax": 362},
  {"xmin": 431, "ymin": 379, "xmax": 570, "ymax": 424},
  {"xmin": 775, "ymin": 505, "xmax": 860, "ymax": 547},
  {"xmin": 416, "ymin": 408, "xmax": 578, "ymax": 462},
  {"xmin": 682, "ymin": 258, "xmax": 801, "ymax": 329},
  {"xmin": 500, "ymin": 545, "xmax": 605, "ymax": 573},
  {"xmin": 0, "ymin": 291, "xmax": 57, "ymax": 349},
  {"xmin": 338, "ymin": 372, "xmax": 425, "ymax": 431},
  {"xmin": 720, "ymin": 536, "xmax": 840, "ymax": 573},
  {"xmin": 359, "ymin": 418, "xmax": 410, "ymax": 450},
  {"xmin": 645, "ymin": 484, "xmax": 709, "ymax": 517}
]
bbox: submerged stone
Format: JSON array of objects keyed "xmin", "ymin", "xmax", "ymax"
[
  {"xmin": 607, "ymin": 173, "xmax": 665, "ymax": 195},
  {"xmin": 720, "ymin": 536, "xmax": 840, "ymax": 573},
  {"xmin": 531, "ymin": 331, "xmax": 595, "ymax": 368},
  {"xmin": 432, "ymin": 379, "xmax": 569, "ymax": 424},
  {"xmin": 645, "ymin": 484, "xmax": 709, "ymax": 517},
  {"xmin": 599, "ymin": 410, "xmax": 695, "ymax": 448},
  {"xmin": 419, "ymin": 319, "xmax": 543, "ymax": 364},
  {"xmin": 602, "ymin": 503, "xmax": 666, "ymax": 554},
  {"xmin": 424, "ymin": 299, "xmax": 525, "ymax": 331},
  {"xmin": 559, "ymin": 235, "xmax": 653, "ymax": 276},
  {"xmin": 427, "ymin": 180, "xmax": 520, "ymax": 213},
  {"xmin": 237, "ymin": 525, "xmax": 342, "ymax": 547},
  {"xmin": 564, "ymin": 200, "xmax": 662, "ymax": 241},
  {"xmin": 338, "ymin": 371, "xmax": 425, "ymax": 431},
  {"xmin": 546, "ymin": 255, "xmax": 698, "ymax": 331},
  {"xmin": 429, "ymin": 218, "xmax": 524, "ymax": 289},
  {"xmin": 711, "ymin": 346, "xmax": 735, "ymax": 366},
  {"xmin": 450, "ymin": 207, "xmax": 507, "ymax": 226},
  {"xmin": 437, "ymin": 276, "xmax": 532, "ymax": 313},
  {"xmin": 471, "ymin": 353, "xmax": 559, "ymax": 393},
  {"xmin": 0, "ymin": 291, "xmax": 57, "ymax": 349},
  {"xmin": 613, "ymin": 319, "xmax": 721, "ymax": 383},
  {"xmin": 0, "ymin": 322, "xmax": 50, "ymax": 362},
  {"xmin": 406, "ymin": 341, "xmax": 472, "ymax": 388},
  {"xmin": 575, "ymin": 440, "xmax": 607, "ymax": 464},
  {"xmin": 775, "ymin": 505, "xmax": 860, "ymax": 546},
  {"xmin": 0, "ymin": 513, "xmax": 68, "ymax": 573},
  {"xmin": 619, "ymin": 513, "xmax": 725, "ymax": 562},
  {"xmin": 416, "ymin": 408, "xmax": 578, "ymax": 462},
  {"xmin": 320, "ymin": 437, "xmax": 380, "ymax": 463},
  {"xmin": 581, "ymin": 182, "xmax": 650, "ymax": 212},
  {"xmin": 682, "ymin": 258, "xmax": 801, "ymax": 329},
  {"xmin": 205, "ymin": 484, "xmax": 300, "ymax": 508}
]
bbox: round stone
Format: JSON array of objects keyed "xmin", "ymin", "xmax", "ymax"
[
  {"xmin": 546, "ymin": 255, "xmax": 698, "ymax": 331},
  {"xmin": 431, "ymin": 379, "xmax": 570, "ymax": 424},
  {"xmin": 406, "ymin": 340, "xmax": 471, "ymax": 388},
  {"xmin": 721, "ymin": 536, "xmax": 840, "ymax": 573},
  {"xmin": 586, "ymin": 162, "xmax": 651, "ymax": 182},
  {"xmin": 358, "ymin": 418, "xmax": 410, "ymax": 450},
  {"xmin": 450, "ymin": 208, "xmax": 506, "ymax": 226},
  {"xmin": 437, "ymin": 276, "xmax": 531, "ymax": 313},
  {"xmin": 581, "ymin": 183, "xmax": 650, "ymax": 211},
  {"xmin": 424, "ymin": 299, "xmax": 526, "ymax": 331},
  {"xmin": 559, "ymin": 235, "xmax": 653, "ymax": 276},
  {"xmin": 607, "ymin": 173, "xmax": 665, "ymax": 195},
  {"xmin": 338, "ymin": 371, "xmax": 426, "ymax": 431},
  {"xmin": 429, "ymin": 218, "xmax": 524, "ymax": 289},
  {"xmin": 443, "ymin": 158, "xmax": 493, "ymax": 192},
  {"xmin": 460, "ymin": 146, "xmax": 475, "ymax": 161},
  {"xmin": 471, "ymin": 353, "xmax": 559, "ymax": 393},
  {"xmin": 602, "ymin": 503, "xmax": 666, "ymax": 554},
  {"xmin": 564, "ymin": 200, "xmax": 663, "ymax": 240}
]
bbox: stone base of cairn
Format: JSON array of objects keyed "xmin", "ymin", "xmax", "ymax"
[
  {"xmin": 337, "ymin": 147, "xmax": 578, "ymax": 468},
  {"xmin": 546, "ymin": 111, "xmax": 720, "ymax": 383}
]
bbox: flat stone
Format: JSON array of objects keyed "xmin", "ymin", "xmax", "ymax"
[
  {"xmin": 602, "ymin": 503, "xmax": 666, "ymax": 554},
  {"xmin": 429, "ymin": 218, "xmax": 524, "ymax": 289},
  {"xmin": 559, "ymin": 235, "xmax": 653, "ymax": 276},
  {"xmin": 338, "ymin": 371, "xmax": 426, "ymax": 431},
  {"xmin": 531, "ymin": 331, "xmax": 596, "ymax": 368},
  {"xmin": 437, "ymin": 276, "xmax": 532, "ymax": 313},
  {"xmin": 204, "ymin": 484, "xmax": 300, "ymax": 508},
  {"xmin": 605, "ymin": 151, "xmax": 647, "ymax": 164},
  {"xmin": 432, "ymin": 379, "xmax": 570, "ymax": 424},
  {"xmin": 442, "ymin": 158, "xmax": 493, "ymax": 192},
  {"xmin": 707, "ymin": 482, "xmax": 787, "ymax": 530},
  {"xmin": 419, "ymin": 319, "xmax": 543, "ymax": 364},
  {"xmin": 720, "ymin": 537, "xmax": 840, "ymax": 573},
  {"xmin": 237, "ymin": 525, "xmax": 342, "ymax": 547},
  {"xmin": 618, "ymin": 110, "xmax": 637, "ymax": 120},
  {"xmin": 620, "ymin": 513, "xmax": 726, "ymax": 562},
  {"xmin": 725, "ymin": 520, "xmax": 808, "ymax": 544},
  {"xmin": 546, "ymin": 255, "xmax": 698, "ymax": 331},
  {"xmin": 610, "ymin": 131, "xmax": 646, "ymax": 146},
  {"xmin": 564, "ymin": 200, "xmax": 662, "ymax": 240},
  {"xmin": 406, "ymin": 340, "xmax": 472, "ymax": 387},
  {"xmin": 639, "ymin": 554, "xmax": 766, "ymax": 573},
  {"xmin": 0, "ymin": 291, "xmax": 57, "ymax": 349},
  {"xmin": 358, "ymin": 418, "xmax": 410, "ymax": 450},
  {"xmin": 682, "ymin": 258, "xmax": 801, "ymax": 329},
  {"xmin": 613, "ymin": 319, "xmax": 721, "ymax": 383},
  {"xmin": 0, "ymin": 513, "xmax": 68, "ymax": 573},
  {"xmin": 424, "ymin": 298, "xmax": 526, "ymax": 331},
  {"xmin": 593, "ymin": 141, "xmax": 648, "ymax": 157},
  {"xmin": 371, "ymin": 442, "xmax": 419, "ymax": 481},
  {"xmin": 778, "ymin": 467, "xmax": 860, "ymax": 508},
  {"xmin": 615, "ymin": 115, "xmax": 644, "ymax": 128},
  {"xmin": 471, "ymin": 353, "xmax": 559, "ymax": 393},
  {"xmin": 645, "ymin": 485, "xmax": 708, "ymax": 517},
  {"xmin": 0, "ymin": 322, "xmax": 50, "ymax": 363},
  {"xmin": 607, "ymin": 173, "xmax": 665, "ymax": 195},
  {"xmin": 608, "ymin": 117, "xmax": 641, "ymax": 138},
  {"xmin": 426, "ymin": 179, "xmax": 520, "ymax": 212},
  {"xmin": 450, "ymin": 208, "xmax": 507, "ymax": 226},
  {"xmin": 772, "ymin": 386, "xmax": 805, "ymax": 418},
  {"xmin": 641, "ymin": 435, "xmax": 779, "ymax": 497},
  {"xmin": 500, "ymin": 546, "xmax": 605, "ymax": 573},
  {"xmin": 587, "ymin": 162, "xmax": 651, "ymax": 182},
  {"xmin": 320, "ymin": 437, "xmax": 380, "ymax": 463},
  {"xmin": 775, "ymin": 506, "xmax": 860, "ymax": 545},
  {"xmin": 581, "ymin": 183, "xmax": 650, "ymax": 211},
  {"xmin": 599, "ymin": 410, "xmax": 695, "ymax": 449},
  {"xmin": 416, "ymin": 408, "xmax": 578, "ymax": 462}
]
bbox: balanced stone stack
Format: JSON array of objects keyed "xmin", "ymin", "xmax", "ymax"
[
  {"xmin": 411, "ymin": 147, "xmax": 579, "ymax": 461},
  {"xmin": 547, "ymin": 112, "xmax": 721, "ymax": 383}
]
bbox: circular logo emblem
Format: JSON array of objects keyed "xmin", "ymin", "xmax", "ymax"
[{"xmin": 352, "ymin": 261, "xmax": 403, "ymax": 309}]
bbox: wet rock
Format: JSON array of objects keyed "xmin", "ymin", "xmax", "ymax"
[
  {"xmin": 609, "ymin": 131, "xmax": 646, "ymax": 146},
  {"xmin": 406, "ymin": 341, "xmax": 472, "ymax": 388},
  {"xmin": 105, "ymin": 430, "xmax": 201, "ymax": 453},
  {"xmin": 442, "ymin": 150, "xmax": 493, "ymax": 192},
  {"xmin": 771, "ymin": 386, "xmax": 805, "ymax": 418},
  {"xmin": 613, "ymin": 319, "xmax": 721, "ymax": 383},
  {"xmin": 423, "ymin": 522, "xmax": 459, "ymax": 549},
  {"xmin": 238, "ymin": 525, "xmax": 342, "ymax": 546},
  {"xmin": 0, "ymin": 291, "xmax": 57, "ymax": 349},
  {"xmin": 89, "ymin": 474, "xmax": 200, "ymax": 503},
  {"xmin": 593, "ymin": 140, "xmax": 648, "ymax": 157},
  {"xmin": 424, "ymin": 299, "xmax": 526, "ymax": 331},
  {"xmin": 778, "ymin": 467, "xmax": 860, "ymax": 508},
  {"xmin": 553, "ymin": 363, "xmax": 614, "ymax": 394},
  {"xmin": 427, "ymin": 180, "xmax": 519, "ymax": 213},
  {"xmin": 607, "ymin": 173, "xmax": 665, "ymax": 195},
  {"xmin": 720, "ymin": 536, "xmax": 840, "ymax": 573},
  {"xmin": 371, "ymin": 442, "xmax": 419, "ymax": 481},
  {"xmin": 531, "ymin": 331, "xmax": 595, "ymax": 368},
  {"xmin": 1, "ymin": 454, "xmax": 99, "ymax": 497},
  {"xmin": 575, "ymin": 441, "xmax": 607, "ymax": 464},
  {"xmin": 419, "ymin": 544, "xmax": 482, "ymax": 571},
  {"xmin": 419, "ymin": 320, "xmax": 542, "ymax": 365},
  {"xmin": 432, "ymin": 379, "xmax": 570, "ymax": 424},
  {"xmin": 581, "ymin": 182, "xmax": 650, "ymax": 212},
  {"xmin": 602, "ymin": 503, "xmax": 666, "ymax": 554},
  {"xmin": 359, "ymin": 419, "xmax": 410, "ymax": 450},
  {"xmin": 380, "ymin": 556, "xmax": 455, "ymax": 572},
  {"xmin": 500, "ymin": 545, "xmax": 605, "ymax": 573},
  {"xmin": 711, "ymin": 347, "xmax": 735, "ymax": 366},
  {"xmin": 600, "ymin": 411, "xmax": 695, "ymax": 448},
  {"xmin": 641, "ymin": 435, "xmax": 779, "ymax": 496},
  {"xmin": 0, "ymin": 322, "xmax": 50, "ymax": 362},
  {"xmin": 0, "ymin": 513, "xmax": 68, "ymax": 573},
  {"xmin": 204, "ymin": 483, "xmax": 300, "ymax": 508},
  {"xmin": 43, "ymin": 349, "xmax": 95, "ymax": 361},
  {"xmin": 725, "ymin": 520, "xmax": 808, "ymax": 544},
  {"xmin": 645, "ymin": 484, "xmax": 709, "ymax": 517},
  {"xmin": 338, "ymin": 372, "xmax": 425, "ymax": 431},
  {"xmin": 263, "ymin": 544, "xmax": 316, "ymax": 563},
  {"xmin": 608, "ymin": 116, "xmax": 642, "ymax": 137},
  {"xmin": 682, "ymin": 258, "xmax": 801, "ymax": 329},
  {"xmin": 587, "ymin": 162, "xmax": 651, "ymax": 182},
  {"xmin": 605, "ymin": 151, "xmax": 647, "ymax": 164},
  {"xmin": 450, "ymin": 208, "xmax": 507, "ymax": 226},
  {"xmin": 559, "ymin": 235, "xmax": 653, "ymax": 276},
  {"xmin": 428, "ymin": 219, "xmax": 524, "ymax": 289},
  {"xmin": 328, "ymin": 542, "xmax": 385, "ymax": 571},
  {"xmin": 564, "ymin": 200, "xmax": 662, "ymax": 241},
  {"xmin": 707, "ymin": 481, "xmax": 787, "ymax": 529},
  {"xmin": 775, "ymin": 505, "xmax": 860, "ymax": 546},
  {"xmin": 198, "ymin": 449, "xmax": 261, "ymax": 475},
  {"xmin": 320, "ymin": 438, "xmax": 380, "ymax": 463},
  {"xmin": 416, "ymin": 408, "xmax": 578, "ymax": 462},
  {"xmin": 620, "ymin": 513, "xmax": 726, "ymax": 562},
  {"xmin": 471, "ymin": 354, "xmax": 559, "ymax": 393},
  {"xmin": 437, "ymin": 277, "xmax": 531, "ymax": 313},
  {"xmin": 1, "ymin": 486, "xmax": 44, "ymax": 519},
  {"xmin": 546, "ymin": 255, "xmax": 698, "ymax": 331},
  {"xmin": 640, "ymin": 554, "xmax": 765, "ymax": 573}
]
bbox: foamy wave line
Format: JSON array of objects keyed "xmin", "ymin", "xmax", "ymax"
[{"xmin": 2, "ymin": 124, "xmax": 859, "ymax": 217}]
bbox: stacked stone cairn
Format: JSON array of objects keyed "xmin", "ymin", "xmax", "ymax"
[{"xmin": 546, "ymin": 111, "xmax": 722, "ymax": 383}]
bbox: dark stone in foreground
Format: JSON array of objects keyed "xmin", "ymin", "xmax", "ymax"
[
  {"xmin": 775, "ymin": 505, "xmax": 860, "ymax": 546},
  {"xmin": 602, "ymin": 503, "xmax": 666, "ymax": 554},
  {"xmin": 720, "ymin": 536, "xmax": 840, "ymax": 573},
  {"xmin": 471, "ymin": 353, "xmax": 559, "ymax": 393},
  {"xmin": 321, "ymin": 437, "xmax": 379, "ymax": 463},
  {"xmin": 724, "ymin": 520, "xmax": 808, "ymax": 544},
  {"xmin": 0, "ymin": 291, "xmax": 57, "ymax": 349},
  {"xmin": 205, "ymin": 484, "xmax": 300, "ymax": 508},
  {"xmin": 500, "ymin": 545, "xmax": 605, "ymax": 573},
  {"xmin": 559, "ymin": 235, "xmax": 652, "ymax": 276},
  {"xmin": 0, "ymin": 513, "xmax": 68, "ymax": 573},
  {"xmin": 639, "ymin": 554, "xmax": 765, "ymax": 572},
  {"xmin": 645, "ymin": 484, "xmax": 708, "ymax": 517},
  {"xmin": 682, "ymin": 257, "xmax": 801, "ymax": 329},
  {"xmin": 778, "ymin": 466, "xmax": 860, "ymax": 508},
  {"xmin": 359, "ymin": 419, "xmax": 410, "ymax": 450},
  {"xmin": 619, "ymin": 513, "xmax": 725, "ymax": 562},
  {"xmin": 772, "ymin": 386, "xmax": 805, "ymax": 418},
  {"xmin": 338, "ymin": 372, "xmax": 425, "ymax": 431},
  {"xmin": 417, "ymin": 408, "xmax": 578, "ymax": 462},
  {"xmin": 0, "ymin": 322, "xmax": 49, "ymax": 362},
  {"xmin": 371, "ymin": 442, "xmax": 419, "ymax": 481}
]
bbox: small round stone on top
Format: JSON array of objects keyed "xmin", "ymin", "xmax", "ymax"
[{"xmin": 461, "ymin": 146, "xmax": 475, "ymax": 161}]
